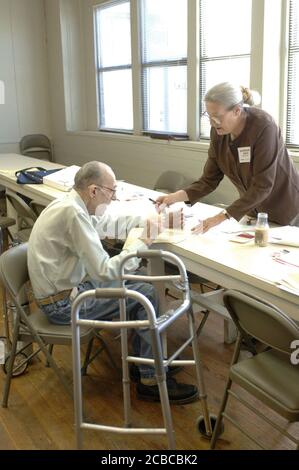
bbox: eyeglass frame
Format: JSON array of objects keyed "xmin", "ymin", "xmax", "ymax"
[
  {"xmin": 93, "ymin": 184, "xmax": 118, "ymax": 200},
  {"xmin": 201, "ymin": 105, "xmax": 237, "ymax": 126}
]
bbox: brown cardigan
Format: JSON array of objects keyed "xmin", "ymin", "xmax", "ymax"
[{"xmin": 185, "ymin": 107, "xmax": 299, "ymax": 224}]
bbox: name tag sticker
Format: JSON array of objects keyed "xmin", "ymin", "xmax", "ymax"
[{"xmin": 238, "ymin": 147, "xmax": 251, "ymax": 163}]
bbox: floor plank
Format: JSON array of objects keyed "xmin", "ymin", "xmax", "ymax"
[{"xmin": 0, "ymin": 289, "xmax": 298, "ymax": 450}]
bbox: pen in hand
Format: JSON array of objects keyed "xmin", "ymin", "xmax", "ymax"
[{"xmin": 148, "ymin": 198, "xmax": 156, "ymax": 204}]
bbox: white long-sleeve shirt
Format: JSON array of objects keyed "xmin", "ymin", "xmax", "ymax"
[{"xmin": 28, "ymin": 189, "xmax": 147, "ymax": 299}]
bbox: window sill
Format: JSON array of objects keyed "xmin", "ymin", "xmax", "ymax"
[
  {"xmin": 66, "ymin": 130, "xmax": 210, "ymax": 153},
  {"xmin": 289, "ymin": 149, "xmax": 299, "ymax": 163},
  {"xmin": 67, "ymin": 130, "xmax": 299, "ymax": 162}
]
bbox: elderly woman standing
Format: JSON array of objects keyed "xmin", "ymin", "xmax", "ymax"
[{"xmin": 156, "ymin": 82, "xmax": 299, "ymax": 232}]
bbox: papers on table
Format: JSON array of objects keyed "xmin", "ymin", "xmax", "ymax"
[
  {"xmin": 153, "ymin": 228, "xmax": 189, "ymax": 244},
  {"xmin": 272, "ymin": 250, "xmax": 299, "ymax": 269},
  {"xmin": 43, "ymin": 165, "xmax": 80, "ymax": 191},
  {"xmin": 250, "ymin": 249, "xmax": 299, "ymax": 296},
  {"xmin": 122, "ymin": 226, "xmax": 189, "ymax": 246},
  {"xmin": 279, "ymin": 272, "xmax": 299, "ymax": 293},
  {"xmin": 117, "ymin": 181, "xmax": 161, "ymax": 202},
  {"xmin": 269, "ymin": 226, "xmax": 299, "ymax": 247}
]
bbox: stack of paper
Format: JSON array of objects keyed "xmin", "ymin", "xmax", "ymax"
[
  {"xmin": 269, "ymin": 226, "xmax": 299, "ymax": 247},
  {"xmin": 43, "ymin": 165, "xmax": 80, "ymax": 191},
  {"xmin": 280, "ymin": 272, "xmax": 299, "ymax": 292},
  {"xmin": 153, "ymin": 228, "xmax": 189, "ymax": 244}
]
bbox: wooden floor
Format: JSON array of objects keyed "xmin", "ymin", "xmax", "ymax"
[{"xmin": 0, "ymin": 290, "xmax": 298, "ymax": 451}]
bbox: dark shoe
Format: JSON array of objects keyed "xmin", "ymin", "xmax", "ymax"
[
  {"xmin": 129, "ymin": 363, "xmax": 183, "ymax": 383},
  {"xmin": 136, "ymin": 377, "xmax": 198, "ymax": 405},
  {"xmin": 241, "ymin": 337, "xmax": 257, "ymax": 355}
]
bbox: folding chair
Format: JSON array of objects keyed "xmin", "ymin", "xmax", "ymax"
[
  {"xmin": 0, "ymin": 243, "xmax": 108, "ymax": 406},
  {"xmin": 72, "ymin": 249, "xmax": 215, "ymax": 450},
  {"xmin": 20, "ymin": 134, "xmax": 53, "ymax": 162},
  {"xmin": 5, "ymin": 191, "xmax": 37, "ymax": 243},
  {"xmin": 210, "ymin": 290, "xmax": 299, "ymax": 450},
  {"xmin": 29, "ymin": 201, "xmax": 46, "ymax": 217},
  {"xmin": 154, "ymin": 171, "xmax": 189, "ymax": 194},
  {"xmin": 0, "ymin": 217, "xmax": 16, "ymax": 367}
]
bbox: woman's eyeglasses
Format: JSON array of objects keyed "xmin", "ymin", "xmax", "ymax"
[{"xmin": 201, "ymin": 111, "xmax": 223, "ymax": 126}]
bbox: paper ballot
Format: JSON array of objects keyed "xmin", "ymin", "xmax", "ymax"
[
  {"xmin": 269, "ymin": 226, "xmax": 299, "ymax": 248},
  {"xmin": 43, "ymin": 165, "xmax": 80, "ymax": 191}
]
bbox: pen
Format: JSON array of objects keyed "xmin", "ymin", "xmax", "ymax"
[{"xmin": 148, "ymin": 198, "xmax": 156, "ymax": 204}]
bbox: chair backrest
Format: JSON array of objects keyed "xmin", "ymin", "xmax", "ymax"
[
  {"xmin": 154, "ymin": 171, "xmax": 188, "ymax": 193},
  {"xmin": 0, "ymin": 242, "xmax": 29, "ymax": 301},
  {"xmin": 20, "ymin": 134, "xmax": 52, "ymax": 161},
  {"xmin": 29, "ymin": 201, "xmax": 46, "ymax": 217},
  {"xmin": 223, "ymin": 290, "xmax": 299, "ymax": 354},
  {"xmin": 6, "ymin": 191, "xmax": 37, "ymax": 229}
]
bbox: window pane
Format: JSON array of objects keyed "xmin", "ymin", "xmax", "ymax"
[
  {"xmin": 143, "ymin": 66, "xmax": 187, "ymax": 133},
  {"xmin": 289, "ymin": 0, "xmax": 299, "ymax": 49},
  {"xmin": 287, "ymin": 0, "xmax": 299, "ymax": 146},
  {"xmin": 96, "ymin": 2, "xmax": 131, "ymax": 68},
  {"xmin": 201, "ymin": 57, "xmax": 250, "ymax": 137},
  {"xmin": 142, "ymin": 0, "xmax": 187, "ymax": 62},
  {"xmin": 201, "ymin": 0, "xmax": 252, "ymax": 58},
  {"xmin": 287, "ymin": 52, "xmax": 299, "ymax": 145},
  {"xmin": 100, "ymin": 70, "xmax": 133, "ymax": 130}
]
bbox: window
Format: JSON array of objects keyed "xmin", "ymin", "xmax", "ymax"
[
  {"xmin": 140, "ymin": 0, "xmax": 188, "ymax": 135},
  {"xmin": 287, "ymin": 0, "xmax": 299, "ymax": 147},
  {"xmin": 95, "ymin": 1, "xmax": 133, "ymax": 131},
  {"xmin": 92, "ymin": 0, "xmax": 298, "ymax": 150},
  {"xmin": 200, "ymin": 0, "xmax": 252, "ymax": 137}
]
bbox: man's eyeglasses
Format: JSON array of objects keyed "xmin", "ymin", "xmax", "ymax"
[{"xmin": 94, "ymin": 184, "xmax": 118, "ymax": 200}]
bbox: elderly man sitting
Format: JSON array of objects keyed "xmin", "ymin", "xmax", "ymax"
[{"xmin": 28, "ymin": 161, "xmax": 198, "ymax": 404}]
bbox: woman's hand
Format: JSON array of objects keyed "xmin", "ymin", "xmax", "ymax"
[
  {"xmin": 155, "ymin": 190, "xmax": 188, "ymax": 213},
  {"xmin": 192, "ymin": 212, "xmax": 227, "ymax": 234}
]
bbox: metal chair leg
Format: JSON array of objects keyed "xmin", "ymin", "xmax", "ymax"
[
  {"xmin": 81, "ymin": 337, "xmax": 94, "ymax": 375},
  {"xmin": 195, "ymin": 309, "xmax": 210, "ymax": 337},
  {"xmin": 210, "ymin": 377, "xmax": 232, "ymax": 449},
  {"xmin": 93, "ymin": 331, "xmax": 119, "ymax": 371},
  {"xmin": 151, "ymin": 327, "xmax": 176, "ymax": 450},
  {"xmin": 2, "ymin": 315, "xmax": 20, "ymax": 407},
  {"xmin": 188, "ymin": 307, "xmax": 212, "ymax": 438},
  {"xmin": 45, "ymin": 344, "xmax": 54, "ymax": 367}
]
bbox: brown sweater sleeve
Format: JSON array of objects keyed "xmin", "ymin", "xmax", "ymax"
[
  {"xmin": 184, "ymin": 139, "xmax": 224, "ymax": 204},
  {"xmin": 227, "ymin": 124, "xmax": 279, "ymax": 221}
]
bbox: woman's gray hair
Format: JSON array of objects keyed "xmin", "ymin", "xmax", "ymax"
[
  {"xmin": 74, "ymin": 161, "xmax": 107, "ymax": 190},
  {"xmin": 204, "ymin": 82, "xmax": 261, "ymax": 108}
]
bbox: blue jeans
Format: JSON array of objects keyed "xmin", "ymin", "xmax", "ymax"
[{"xmin": 40, "ymin": 280, "xmax": 159, "ymax": 379}]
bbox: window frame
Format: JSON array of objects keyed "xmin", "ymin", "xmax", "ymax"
[
  {"xmin": 94, "ymin": 0, "xmax": 133, "ymax": 133},
  {"xmin": 286, "ymin": 0, "xmax": 299, "ymax": 148},
  {"xmin": 88, "ymin": 0, "xmax": 298, "ymax": 153},
  {"xmin": 199, "ymin": 0, "xmax": 252, "ymax": 138},
  {"xmin": 139, "ymin": 0, "xmax": 188, "ymax": 136}
]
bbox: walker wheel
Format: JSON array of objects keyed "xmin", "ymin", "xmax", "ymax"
[
  {"xmin": 3, "ymin": 352, "xmax": 28, "ymax": 377},
  {"xmin": 196, "ymin": 414, "xmax": 224, "ymax": 440}
]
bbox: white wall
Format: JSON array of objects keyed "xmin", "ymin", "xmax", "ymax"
[
  {"xmin": 0, "ymin": 0, "xmax": 51, "ymax": 154},
  {"xmin": 43, "ymin": 0, "xmax": 238, "ymax": 204},
  {"xmin": 44, "ymin": 0, "xmax": 299, "ymax": 205}
]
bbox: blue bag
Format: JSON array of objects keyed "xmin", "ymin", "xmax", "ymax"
[{"xmin": 15, "ymin": 167, "xmax": 61, "ymax": 184}]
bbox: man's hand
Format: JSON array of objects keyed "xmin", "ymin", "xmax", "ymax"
[
  {"xmin": 192, "ymin": 212, "xmax": 227, "ymax": 234},
  {"xmin": 140, "ymin": 208, "xmax": 185, "ymax": 245},
  {"xmin": 155, "ymin": 190, "xmax": 188, "ymax": 213}
]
